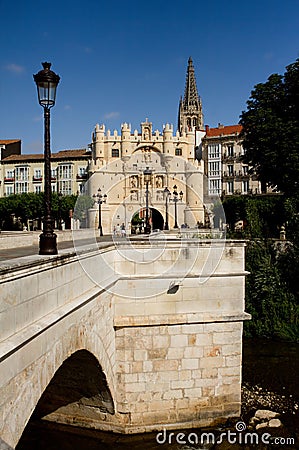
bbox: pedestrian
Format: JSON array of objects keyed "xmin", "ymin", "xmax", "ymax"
[{"xmin": 121, "ymin": 223, "xmax": 126, "ymax": 237}]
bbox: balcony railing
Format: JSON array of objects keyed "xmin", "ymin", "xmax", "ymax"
[
  {"xmin": 76, "ymin": 174, "xmax": 88, "ymax": 180},
  {"xmin": 4, "ymin": 177, "xmax": 15, "ymax": 182},
  {"xmin": 33, "ymin": 176, "xmax": 43, "ymax": 182}
]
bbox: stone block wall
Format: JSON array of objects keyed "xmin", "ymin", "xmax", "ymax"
[{"xmin": 114, "ymin": 320, "xmax": 243, "ymax": 432}]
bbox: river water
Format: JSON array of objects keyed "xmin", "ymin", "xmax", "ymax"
[{"xmin": 16, "ymin": 338, "xmax": 298, "ymax": 449}]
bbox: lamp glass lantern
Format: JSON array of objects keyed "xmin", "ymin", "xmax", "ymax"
[{"xmin": 34, "ymin": 62, "xmax": 60, "ymax": 109}]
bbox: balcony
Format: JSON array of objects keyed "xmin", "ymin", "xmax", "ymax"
[
  {"xmin": 33, "ymin": 176, "xmax": 43, "ymax": 182},
  {"xmin": 76, "ymin": 174, "xmax": 88, "ymax": 180},
  {"xmin": 4, "ymin": 177, "xmax": 15, "ymax": 183}
]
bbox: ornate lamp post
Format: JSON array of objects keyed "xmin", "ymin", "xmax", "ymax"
[
  {"xmin": 143, "ymin": 167, "xmax": 152, "ymax": 234},
  {"xmin": 93, "ymin": 188, "xmax": 107, "ymax": 236},
  {"xmin": 163, "ymin": 187, "xmax": 170, "ymax": 230},
  {"xmin": 173, "ymin": 185, "xmax": 183, "ymax": 229},
  {"xmin": 33, "ymin": 62, "xmax": 60, "ymax": 255}
]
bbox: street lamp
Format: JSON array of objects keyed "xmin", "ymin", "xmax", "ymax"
[
  {"xmin": 33, "ymin": 62, "xmax": 60, "ymax": 255},
  {"xmin": 93, "ymin": 188, "xmax": 107, "ymax": 236},
  {"xmin": 143, "ymin": 167, "xmax": 152, "ymax": 234},
  {"xmin": 173, "ymin": 185, "xmax": 183, "ymax": 229},
  {"xmin": 163, "ymin": 187, "xmax": 170, "ymax": 230}
]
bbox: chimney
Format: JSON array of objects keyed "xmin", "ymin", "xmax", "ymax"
[
  {"xmin": 218, "ymin": 123, "xmax": 224, "ymax": 129},
  {"xmin": 205, "ymin": 125, "xmax": 210, "ymax": 132}
]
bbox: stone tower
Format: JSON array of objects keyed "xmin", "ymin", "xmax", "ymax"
[{"xmin": 178, "ymin": 57, "xmax": 204, "ymax": 133}]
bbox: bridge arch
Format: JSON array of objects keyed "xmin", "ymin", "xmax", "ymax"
[
  {"xmin": 17, "ymin": 350, "xmax": 114, "ymax": 446},
  {"xmin": 33, "ymin": 350, "xmax": 114, "ymax": 418}
]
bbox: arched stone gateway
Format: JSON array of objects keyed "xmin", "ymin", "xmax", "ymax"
[{"xmin": 88, "ymin": 120, "xmax": 206, "ymax": 234}]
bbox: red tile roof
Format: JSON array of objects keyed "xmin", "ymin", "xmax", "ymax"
[
  {"xmin": 205, "ymin": 124, "xmax": 242, "ymax": 137},
  {"xmin": 0, "ymin": 139, "xmax": 21, "ymax": 144},
  {"xmin": 2, "ymin": 149, "xmax": 91, "ymax": 162}
]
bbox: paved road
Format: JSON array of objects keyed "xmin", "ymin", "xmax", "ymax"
[
  {"xmin": 0, "ymin": 235, "xmax": 114, "ymax": 263},
  {"xmin": 0, "ymin": 233, "xmax": 152, "ymax": 265}
]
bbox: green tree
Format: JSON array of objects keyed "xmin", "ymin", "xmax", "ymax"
[
  {"xmin": 240, "ymin": 59, "xmax": 299, "ymax": 197},
  {"xmin": 244, "ymin": 240, "xmax": 299, "ymax": 341},
  {"xmin": 73, "ymin": 194, "xmax": 94, "ymax": 221}
]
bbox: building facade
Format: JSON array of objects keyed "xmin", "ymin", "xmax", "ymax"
[
  {"xmin": 202, "ymin": 124, "xmax": 260, "ymax": 197},
  {"xmin": 87, "ymin": 57, "xmax": 208, "ymax": 233},
  {"xmin": 0, "ymin": 149, "xmax": 90, "ymax": 197},
  {"xmin": 88, "ymin": 120, "xmax": 206, "ymax": 233}
]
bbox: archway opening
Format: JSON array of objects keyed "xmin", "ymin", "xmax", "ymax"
[
  {"xmin": 131, "ymin": 208, "xmax": 164, "ymax": 233},
  {"xmin": 16, "ymin": 350, "xmax": 114, "ymax": 449}
]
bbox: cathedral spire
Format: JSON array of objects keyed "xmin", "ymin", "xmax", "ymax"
[
  {"xmin": 178, "ymin": 57, "xmax": 204, "ymax": 133},
  {"xmin": 183, "ymin": 57, "xmax": 199, "ymax": 107}
]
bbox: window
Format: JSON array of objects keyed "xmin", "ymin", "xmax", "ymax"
[
  {"xmin": 227, "ymin": 144, "xmax": 234, "ymax": 157},
  {"xmin": 58, "ymin": 180, "xmax": 72, "ymax": 195},
  {"xmin": 208, "ymin": 144, "xmax": 220, "ymax": 159},
  {"xmin": 15, "ymin": 182, "xmax": 28, "ymax": 194},
  {"xmin": 5, "ymin": 185, "xmax": 14, "ymax": 196},
  {"xmin": 35, "ymin": 185, "xmax": 42, "ymax": 194},
  {"xmin": 58, "ymin": 164, "xmax": 73, "ymax": 179},
  {"xmin": 242, "ymin": 165, "xmax": 249, "ymax": 175},
  {"xmin": 15, "ymin": 166, "xmax": 29, "ymax": 181},
  {"xmin": 112, "ymin": 148, "xmax": 119, "ymax": 158},
  {"xmin": 78, "ymin": 167, "xmax": 87, "ymax": 176},
  {"xmin": 6, "ymin": 170, "xmax": 14, "ymax": 178},
  {"xmin": 34, "ymin": 169, "xmax": 42, "ymax": 178},
  {"xmin": 208, "ymin": 161, "xmax": 220, "ymax": 176},
  {"xmin": 209, "ymin": 179, "xmax": 221, "ymax": 195},
  {"xmin": 227, "ymin": 181, "xmax": 234, "ymax": 194},
  {"xmin": 175, "ymin": 148, "xmax": 182, "ymax": 156},
  {"xmin": 242, "ymin": 180, "xmax": 249, "ymax": 194},
  {"xmin": 51, "ymin": 184, "xmax": 56, "ymax": 193},
  {"xmin": 228, "ymin": 164, "xmax": 234, "ymax": 176},
  {"xmin": 51, "ymin": 168, "xmax": 57, "ymax": 179}
]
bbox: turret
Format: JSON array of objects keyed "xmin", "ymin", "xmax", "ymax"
[
  {"xmin": 94, "ymin": 123, "xmax": 105, "ymax": 162},
  {"xmin": 121, "ymin": 122, "xmax": 131, "ymax": 158},
  {"xmin": 163, "ymin": 123, "xmax": 173, "ymax": 154}
]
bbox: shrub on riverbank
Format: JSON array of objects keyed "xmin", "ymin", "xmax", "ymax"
[{"xmin": 244, "ymin": 239, "xmax": 299, "ymax": 342}]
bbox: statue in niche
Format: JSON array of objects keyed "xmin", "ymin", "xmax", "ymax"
[
  {"xmin": 130, "ymin": 191, "xmax": 138, "ymax": 201},
  {"xmin": 156, "ymin": 176, "xmax": 163, "ymax": 188},
  {"xmin": 143, "ymin": 127, "xmax": 150, "ymax": 140},
  {"xmin": 144, "ymin": 150, "xmax": 151, "ymax": 163},
  {"xmin": 156, "ymin": 192, "xmax": 163, "ymax": 201},
  {"xmin": 130, "ymin": 176, "xmax": 138, "ymax": 188}
]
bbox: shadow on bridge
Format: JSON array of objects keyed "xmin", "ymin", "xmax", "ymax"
[{"xmin": 16, "ymin": 350, "xmax": 114, "ymax": 449}]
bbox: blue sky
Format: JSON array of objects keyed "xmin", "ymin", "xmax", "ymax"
[{"xmin": 1, "ymin": 0, "xmax": 298, "ymax": 154}]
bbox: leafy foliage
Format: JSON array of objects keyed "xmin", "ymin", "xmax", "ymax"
[
  {"xmin": 240, "ymin": 59, "xmax": 299, "ymax": 197},
  {"xmin": 244, "ymin": 240, "xmax": 298, "ymax": 341},
  {"xmin": 0, "ymin": 193, "xmax": 78, "ymax": 230},
  {"xmin": 223, "ymin": 194, "xmax": 286, "ymax": 238},
  {"xmin": 73, "ymin": 195, "xmax": 94, "ymax": 221}
]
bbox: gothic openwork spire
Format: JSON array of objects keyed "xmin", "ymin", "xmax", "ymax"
[{"xmin": 178, "ymin": 57, "xmax": 204, "ymax": 133}]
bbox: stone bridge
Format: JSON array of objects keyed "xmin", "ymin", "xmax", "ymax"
[{"xmin": 0, "ymin": 234, "xmax": 250, "ymax": 449}]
